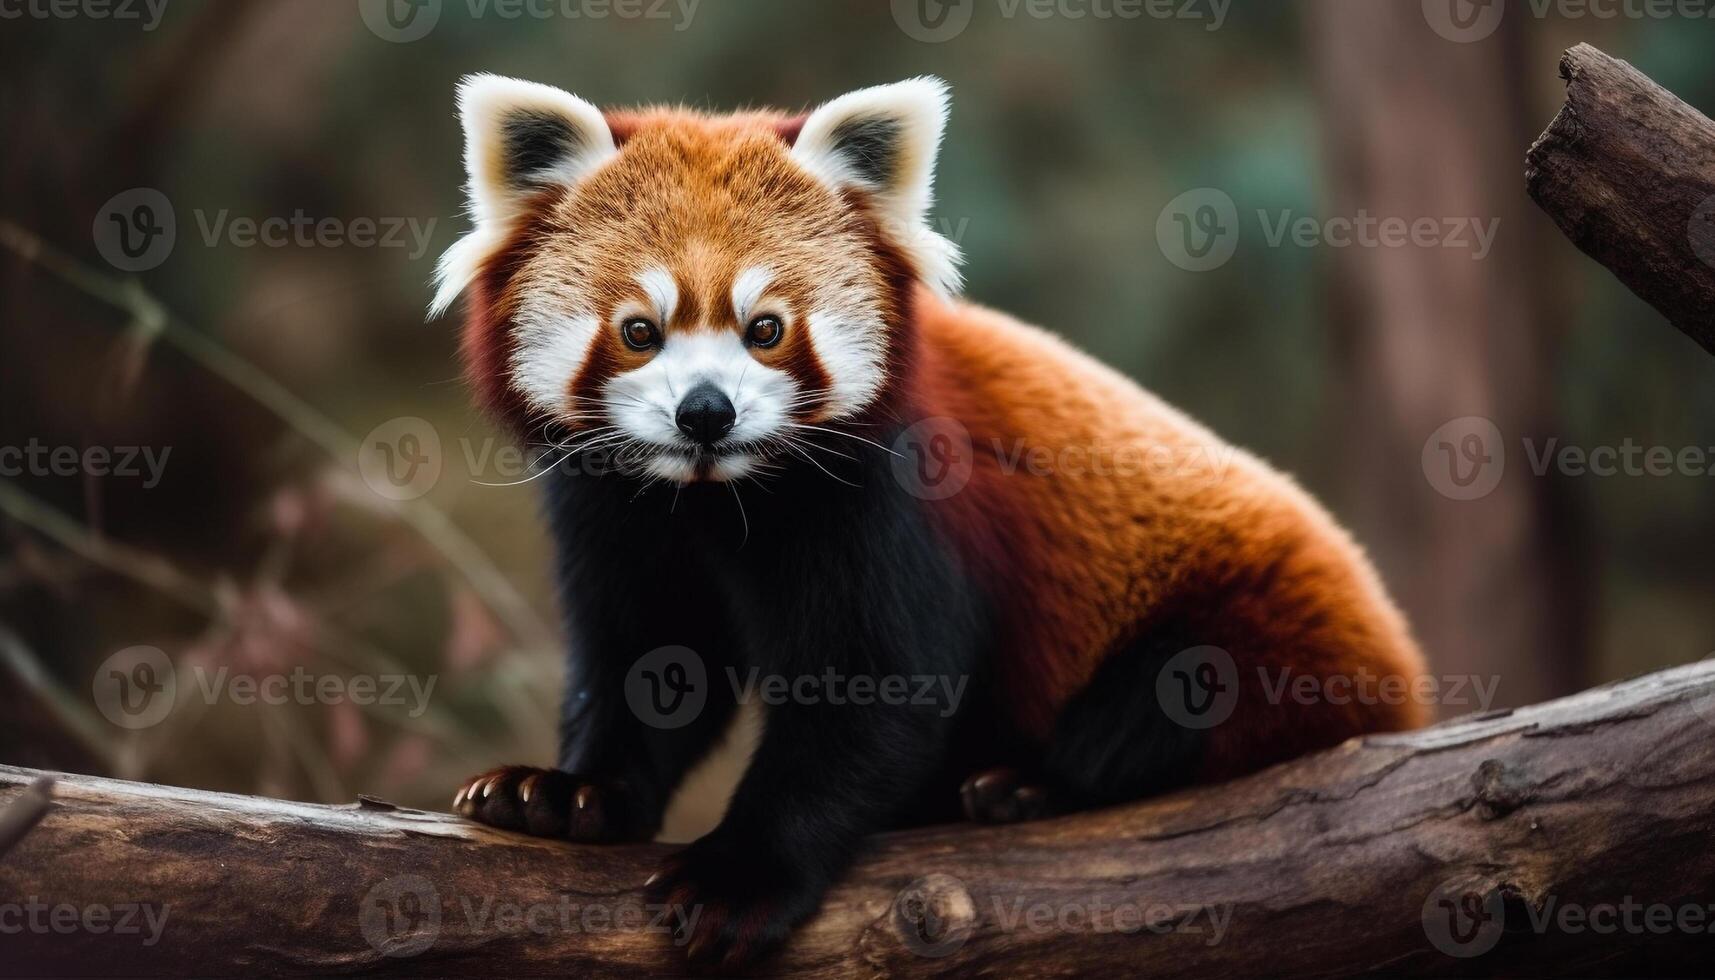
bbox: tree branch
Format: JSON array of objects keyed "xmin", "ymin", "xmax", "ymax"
[
  {"xmin": 1527, "ymin": 43, "xmax": 1715, "ymax": 353},
  {"xmin": 4, "ymin": 660, "xmax": 1714, "ymax": 977}
]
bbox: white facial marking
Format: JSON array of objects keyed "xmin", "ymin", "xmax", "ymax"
[
  {"xmin": 605, "ymin": 331, "xmax": 801, "ymax": 483},
  {"xmin": 806, "ymin": 305, "xmax": 886, "ymax": 417},
  {"xmin": 731, "ymin": 266, "xmax": 774, "ymax": 323},
  {"xmin": 510, "ymin": 281, "xmax": 600, "ymax": 417},
  {"xmin": 637, "ymin": 266, "xmax": 679, "ymax": 324}
]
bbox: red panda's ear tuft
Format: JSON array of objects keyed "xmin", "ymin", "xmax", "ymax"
[
  {"xmin": 791, "ymin": 77, "xmax": 962, "ymax": 297},
  {"xmin": 430, "ymin": 74, "xmax": 616, "ymax": 318}
]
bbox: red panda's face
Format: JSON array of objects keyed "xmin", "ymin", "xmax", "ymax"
[{"xmin": 433, "ymin": 77, "xmax": 961, "ymax": 484}]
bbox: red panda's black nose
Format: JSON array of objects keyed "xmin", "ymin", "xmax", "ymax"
[{"xmin": 676, "ymin": 382, "xmax": 737, "ymax": 447}]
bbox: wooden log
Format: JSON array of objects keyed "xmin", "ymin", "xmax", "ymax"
[
  {"xmin": 1527, "ymin": 43, "xmax": 1715, "ymax": 353},
  {"xmin": 3, "ymin": 659, "xmax": 1714, "ymax": 977}
]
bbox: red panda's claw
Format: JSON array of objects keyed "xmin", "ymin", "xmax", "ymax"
[
  {"xmin": 451, "ymin": 765, "xmax": 643, "ymax": 842},
  {"xmin": 961, "ymin": 766, "xmax": 1054, "ymax": 824}
]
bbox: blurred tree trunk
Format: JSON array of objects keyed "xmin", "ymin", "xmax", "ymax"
[{"xmin": 1305, "ymin": 1, "xmax": 1588, "ymax": 711}]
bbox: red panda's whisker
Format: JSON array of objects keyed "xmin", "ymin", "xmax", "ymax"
[
  {"xmin": 777, "ymin": 433, "xmax": 858, "ymax": 464},
  {"xmin": 726, "ymin": 480, "xmax": 750, "ymax": 548},
  {"xmin": 775, "ymin": 439, "xmax": 860, "ymax": 488},
  {"xmin": 783, "ymin": 423, "xmax": 902, "ymax": 459}
]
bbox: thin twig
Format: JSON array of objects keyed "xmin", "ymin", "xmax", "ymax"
[{"xmin": 0, "ymin": 220, "xmax": 555, "ymax": 652}]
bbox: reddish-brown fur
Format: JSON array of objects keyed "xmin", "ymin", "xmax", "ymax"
[{"xmin": 464, "ymin": 106, "xmax": 1429, "ymax": 779}]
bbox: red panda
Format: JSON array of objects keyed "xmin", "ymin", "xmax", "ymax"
[{"xmin": 437, "ymin": 74, "xmax": 1428, "ymax": 968}]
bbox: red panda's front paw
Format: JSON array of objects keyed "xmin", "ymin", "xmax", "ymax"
[
  {"xmin": 961, "ymin": 767, "xmax": 1053, "ymax": 824},
  {"xmin": 452, "ymin": 766, "xmax": 646, "ymax": 842},
  {"xmin": 645, "ymin": 834, "xmax": 824, "ymax": 970}
]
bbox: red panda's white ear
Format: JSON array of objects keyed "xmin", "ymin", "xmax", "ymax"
[
  {"xmin": 431, "ymin": 74, "xmax": 616, "ymax": 317},
  {"xmin": 791, "ymin": 77, "xmax": 963, "ymax": 297}
]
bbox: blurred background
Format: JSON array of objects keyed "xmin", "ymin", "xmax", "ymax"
[{"xmin": 2, "ymin": 0, "xmax": 1712, "ymax": 834}]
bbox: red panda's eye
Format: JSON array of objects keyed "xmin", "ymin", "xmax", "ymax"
[
  {"xmin": 621, "ymin": 318, "xmax": 661, "ymax": 351},
  {"xmin": 746, "ymin": 316, "xmax": 783, "ymax": 349}
]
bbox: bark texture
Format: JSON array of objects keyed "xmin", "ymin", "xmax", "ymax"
[
  {"xmin": 3, "ymin": 659, "xmax": 1714, "ymax": 977},
  {"xmin": 1527, "ymin": 43, "xmax": 1715, "ymax": 352}
]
